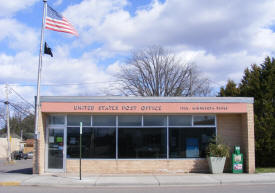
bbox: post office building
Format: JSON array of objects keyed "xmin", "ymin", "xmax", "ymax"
[{"xmin": 33, "ymin": 96, "xmax": 255, "ymax": 174}]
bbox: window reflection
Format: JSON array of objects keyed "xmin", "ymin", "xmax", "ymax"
[
  {"xmin": 169, "ymin": 115, "xmax": 192, "ymax": 126},
  {"xmin": 169, "ymin": 127, "xmax": 215, "ymax": 158},
  {"xmin": 64, "ymin": 114, "xmax": 216, "ymax": 159},
  {"xmin": 67, "ymin": 115, "xmax": 91, "ymax": 126},
  {"xmin": 143, "ymin": 116, "xmax": 167, "ymax": 126},
  {"xmin": 118, "ymin": 115, "xmax": 142, "ymax": 126},
  {"xmin": 67, "ymin": 127, "xmax": 115, "ymax": 158},
  {"xmin": 93, "ymin": 115, "xmax": 116, "ymax": 126},
  {"xmin": 193, "ymin": 116, "xmax": 215, "ymax": 126},
  {"xmin": 118, "ymin": 127, "xmax": 167, "ymax": 158},
  {"xmin": 48, "ymin": 115, "xmax": 65, "ymax": 125}
]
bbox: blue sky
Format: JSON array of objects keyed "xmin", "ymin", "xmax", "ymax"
[{"xmin": 0, "ymin": 0, "xmax": 275, "ymax": 104}]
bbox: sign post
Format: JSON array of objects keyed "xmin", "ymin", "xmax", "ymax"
[{"xmin": 79, "ymin": 122, "xmax": 82, "ymax": 180}]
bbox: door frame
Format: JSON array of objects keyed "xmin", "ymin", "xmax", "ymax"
[{"xmin": 45, "ymin": 116, "xmax": 67, "ymax": 173}]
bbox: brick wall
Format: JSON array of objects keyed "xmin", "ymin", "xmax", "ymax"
[
  {"xmin": 217, "ymin": 109, "xmax": 255, "ymax": 173},
  {"xmin": 66, "ymin": 159, "xmax": 209, "ymax": 174},
  {"xmin": 242, "ymin": 104, "xmax": 255, "ymax": 173},
  {"xmin": 217, "ymin": 114, "xmax": 243, "ymax": 171}
]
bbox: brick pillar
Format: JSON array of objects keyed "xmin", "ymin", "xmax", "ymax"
[
  {"xmin": 32, "ymin": 139, "xmax": 40, "ymax": 174},
  {"xmin": 32, "ymin": 110, "xmax": 45, "ymax": 174},
  {"xmin": 242, "ymin": 103, "xmax": 255, "ymax": 173}
]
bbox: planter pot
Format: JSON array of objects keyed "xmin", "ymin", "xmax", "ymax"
[{"xmin": 207, "ymin": 157, "xmax": 226, "ymax": 174}]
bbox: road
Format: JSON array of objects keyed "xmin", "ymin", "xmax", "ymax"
[
  {"xmin": 1, "ymin": 184, "xmax": 275, "ymax": 193},
  {"xmin": 0, "ymin": 159, "xmax": 32, "ymax": 174}
]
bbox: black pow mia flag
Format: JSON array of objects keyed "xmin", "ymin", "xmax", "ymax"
[{"xmin": 44, "ymin": 42, "xmax": 53, "ymax": 57}]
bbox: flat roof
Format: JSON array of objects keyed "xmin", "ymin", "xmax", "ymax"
[{"xmin": 40, "ymin": 96, "xmax": 254, "ymax": 103}]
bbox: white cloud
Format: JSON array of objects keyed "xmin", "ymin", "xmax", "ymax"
[
  {"xmin": 0, "ymin": 18, "xmax": 39, "ymax": 52},
  {"xmin": 250, "ymin": 28, "xmax": 275, "ymax": 51},
  {"xmin": 64, "ymin": 0, "xmax": 128, "ymax": 29},
  {"xmin": 1, "ymin": 0, "xmax": 275, "ymax": 100},
  {"xmin": 40, "ymin": 49, "xmax": 119, "ymax": 96},
  {"xmin": 63, "ymin": 0, "xmax": 275, "ymax": 91},
  {"xmin": 63, "ymin": 0, "xmax": 275, "ymax": 58},
  {"xmin": 176, "ymin": 50, "xmax": 265, "ymax": 87},
  {"xmin": 0, "ymin": 49, "xmax": 120, "ymax": 102},
  {"xmin": 0, "ymin": 51, "xmax": 37, "ymax": 103},
  {"xmin": 106, "ymin": 61, "xmax": 122, "ymax": 74},
  {"xmin": 54, "ymin": 0, "xmax": 63, "ymax": 6},
  {"xmin": 0, "ymin": 52, "xmax": 37, "ymax": 82},
  {"xmin": 0, "ymin": 0, "xmax": 38, "ymax": 17}
]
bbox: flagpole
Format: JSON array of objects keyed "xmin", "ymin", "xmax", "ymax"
[{"xmin": 35, "ymin": 0, "xmax": 47, "ymax": 140}]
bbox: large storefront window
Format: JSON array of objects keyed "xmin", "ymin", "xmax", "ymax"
[
  {"xmin": 67, "ymin": 127, "xmax": 116, "ymax": 158},
  {"xmin": 62, "ymin": 115, "xmax": 216, "ymax": 159},
  {"xmin": 169, "ymin": 127, "xmax": 215, "ymax": 158},
  {"xmin": 118, "ymin": 127, "xmax": 167, "ymax": 158}
]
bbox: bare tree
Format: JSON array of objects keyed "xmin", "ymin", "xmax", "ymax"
[{"xmin": 116, "ymin": 46, "xmax": 211, "ymax": 96}]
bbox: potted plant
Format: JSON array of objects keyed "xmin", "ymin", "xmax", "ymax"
[{"xmin": 206, "ymin": 137, "xmax": 230, "ymax": 174}]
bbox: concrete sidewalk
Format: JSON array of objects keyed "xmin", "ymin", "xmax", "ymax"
[{"xmin": 0, "ymin": 173, "xmax": 275, "ymax": 187}]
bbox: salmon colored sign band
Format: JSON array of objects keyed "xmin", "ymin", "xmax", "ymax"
[{"xmin": 41, "ymin": 102, "xmax": 248, "ymax": 114}]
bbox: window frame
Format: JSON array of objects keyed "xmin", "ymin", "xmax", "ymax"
[
  {"xmin": 46, "ymin": 114, "xmax": 217, "ymax": 160},
  {"xmin": 45, "ymin": 114, "xmax": 67, "ymax": 173}
]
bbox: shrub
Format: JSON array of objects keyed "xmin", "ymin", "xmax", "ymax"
[{"xmin": 207, "ymin": 137, "xmax": 230, "ymax": 158}]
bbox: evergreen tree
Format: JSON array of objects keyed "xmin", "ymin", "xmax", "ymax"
[
  {"xmin": 218, "ymin": 57, "xmax": 275, "ymax": 166},
  {"xmin": 218, "ymin": 79, "xmax": 240, "ymax": 96}
]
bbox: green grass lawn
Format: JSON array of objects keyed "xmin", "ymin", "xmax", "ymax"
[{"xmin": 256, "ymin": 167, "xmax": 275, "ymax": 173}]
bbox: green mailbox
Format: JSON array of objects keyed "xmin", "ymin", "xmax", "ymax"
[{"xmin": 232, "ymin": 146, "xmax": 243, "ymax": 173}]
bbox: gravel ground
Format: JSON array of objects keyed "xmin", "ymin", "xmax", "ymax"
[{"xmin": 0, "ymin": 158, "xmax": 32, "ymax": 174}]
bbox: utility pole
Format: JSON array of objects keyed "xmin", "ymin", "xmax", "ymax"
[
  {"xmin": 189, "ymin": 68, "xmax": 193, "ymax": 96},
  {"xmin": 5, "ymin": 84, "xmax": 11, "ymax": 162},
  {"xmin": 79, "ymin": 122, "xmax": 82, "ymax": 180},
  {"xmin": 35, "ymin": 0, "xmax": 47, "ymax": 140}
]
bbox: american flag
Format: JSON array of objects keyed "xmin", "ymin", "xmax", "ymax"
[{"xmin": 45, "ymin": 5, "xmax": 78, "ymax": 36}]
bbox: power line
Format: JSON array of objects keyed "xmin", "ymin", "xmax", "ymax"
[
  {"xmin": 0, "ymin": 122, "xmax": 5, "ymax": 129},
  {"xmin": 0, "ymin": 96, "xmax": 26, "ymax": 105},
  {"xmin": 10, "ymin": 102, "xmax": 34, "ymax": 114},
  {"xmin": 0, "ymin": 100, "xmax": 33, "ymax": 117},
  {"xmin": 0, "ymin": 80, "xmax": 117, "ymax": 87},
  {"xmin": 9, "ymin": 103, "xmax": 32, "ymax": 117},
  {"xmin": 9, "ymin": 87, "xmax": 35, "ymax": 109}
]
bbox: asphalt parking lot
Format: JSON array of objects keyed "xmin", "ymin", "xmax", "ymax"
[{"xmin": 0, "ymin": 158, "xmax": 32, "ymax": 174}]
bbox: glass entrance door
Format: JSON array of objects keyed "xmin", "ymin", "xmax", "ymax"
[{"xmin": 48, "ymin": 128, "xmax": 64, "ymax": 170}]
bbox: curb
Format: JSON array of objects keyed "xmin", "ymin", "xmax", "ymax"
[
  {"xmin": 17, "ymin": 180, "xmax": 275, "ymax": 188},
  {"xmin": 0, "ymin": 181, "xmax": 21, "ymax": 186},
  {"xmin": 219, "ymin": 180, "xmax": 275, "ymax": 185}
]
